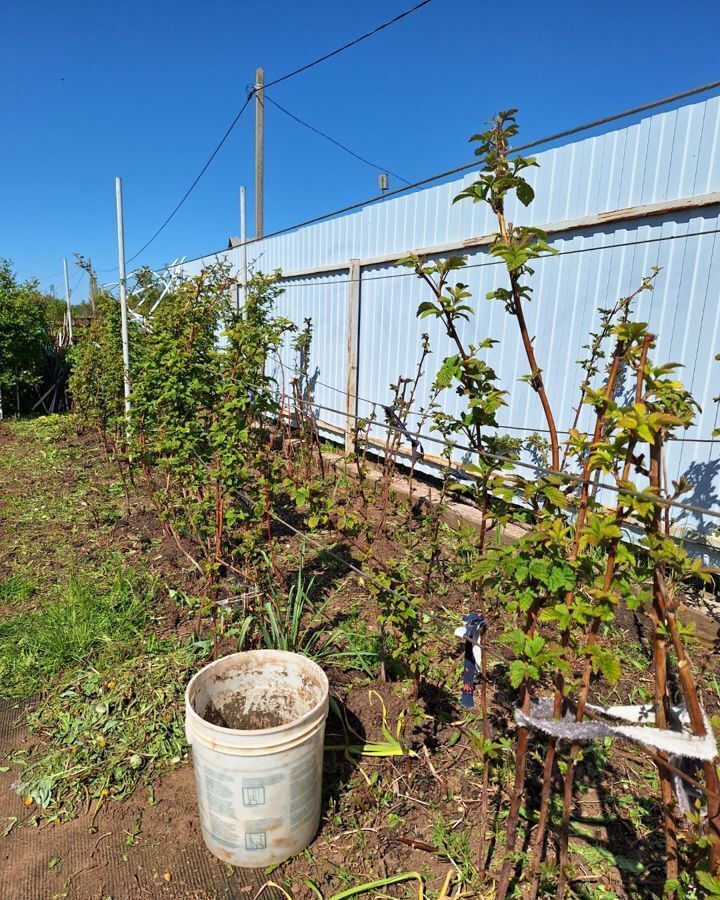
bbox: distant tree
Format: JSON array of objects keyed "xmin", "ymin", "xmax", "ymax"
[{"xmin": 0, "ymin": 260, "xmax": 52, "ymax": 411}]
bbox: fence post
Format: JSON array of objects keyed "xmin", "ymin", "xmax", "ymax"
[{"xmin": 344, "ymin": 259, "xmax": 361, "ymax": 453}]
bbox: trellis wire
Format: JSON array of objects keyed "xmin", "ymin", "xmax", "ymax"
[{"xmin": 269, "ymin": 374, "xmax": 720, "ymax": 523}]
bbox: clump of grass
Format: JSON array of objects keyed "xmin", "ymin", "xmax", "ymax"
[
  {"xmin": 252, "ymin": 552, "xmax": 382, "ymax": 675},
  {"xmin": 0, "ymin": 574, "xmax": 37, "ymax": 607},
  {"xmin": 259, "ymin": 564, "xmax": 334, "ymax": 660},
  {"xmin": 0, "ymin": 566, "xmax": 149, "ymax": 699},
  {"xmin": 15, "ymin": 636, "xmax": 211, "ymax": 819}
]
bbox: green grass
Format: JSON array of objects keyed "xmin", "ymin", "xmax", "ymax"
[
  {"xmin": 251, "ymin": 557, "xmax": 382, "ymax": 676},
  {"xmin": 0, "ymin": 565, "xmax": 150, "ymax": 699},
  {"xmin": 0, "ymin": 574, "xmax": 37, "ymax": 607}
]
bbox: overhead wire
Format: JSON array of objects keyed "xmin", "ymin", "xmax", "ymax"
[
  {"xmin": 262, "ymin": 0, "xmax": 434, "ymax": 90},
  {"xmin": 121, "ymin": 91, "xmax": 256, "ymax": 267},
  {"xmin": 219, "ymin": 79, "xmax": 720, "ymax": 253},
  {"xmin": 264, "ymin": 92, "xmax": 411, "ymax": 185},
  {"xmin": 105, "ymin": 76, "xmax": 720, "ymax": 277},
  {"xmin": 96, "ymin": 1, "xmax": 433, "ymax": 274},
  {"xmin": 36, "ymin": 270, "xmax": 64, "ymax": 284}
]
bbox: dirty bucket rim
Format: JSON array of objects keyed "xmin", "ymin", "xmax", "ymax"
[{"xmin": 185, "ymin": 649, "xmax": 329, "ymax": 737}]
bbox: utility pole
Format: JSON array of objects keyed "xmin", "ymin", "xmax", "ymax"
[
  {"xmin": 254, "ymin": 66, "xmax": 264, "ymax": 238},
  {"xmin": 240, "ymin": 185, "xmax": 248, "ymax": 310},
  {"xmin": 63, "ymin": 258, "xmax": 74, "ymax": 344},
  {"xmin": 114, "ymin": 177, "xmax": 132, "ymax": 425}
]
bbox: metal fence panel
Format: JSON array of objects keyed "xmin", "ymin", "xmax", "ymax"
[{"xmin": 173, "ymin": 96, "xmax": 720, "ymax": 549}]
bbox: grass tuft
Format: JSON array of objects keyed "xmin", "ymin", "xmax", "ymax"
[
  {"xmin": 0, "ymin": 574, "xmax": 37, "ymax": 607},
  {"xmin": 0, "ymin": 565, "xmax": 149, "ymax": 699}
]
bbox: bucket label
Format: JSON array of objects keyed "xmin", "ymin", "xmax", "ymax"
[
  {"xmin": 203, "ymin": 769, "xmax": 235, "ymax": 820},
  {"xmin": 289, "ymin": 754, "xmax": 319, "ymax": 829},
  {"xmin": 206, "ymin": 811, "xmax": 241, "ymax": 851},
  {"xmin": 242, "ymin": 786, "xmax": 265, "ymax": 807},
  {"xmin": 241, "ymin": 772, "xmax": 284, "ymax": 807},
  {"xmin": 245, "ymin": 831, "xmax": 266, "ymax": 851},
  {"xmin": 244, "ymin": 816, "xmax": 282, "ymax": 851}
]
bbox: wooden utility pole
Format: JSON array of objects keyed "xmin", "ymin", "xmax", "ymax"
[{"xmin": 254, "ymin": 66, "xmax": 264, "ymax": 238}]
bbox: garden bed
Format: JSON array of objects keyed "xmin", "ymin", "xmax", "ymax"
[{"xmin": 1, "ymin": 417, "xmax": 719, "ymax": 899}]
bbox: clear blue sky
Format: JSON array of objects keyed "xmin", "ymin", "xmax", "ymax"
[{"xmin": 2, "ymin": 0, "xmax": 719, "ymax": 301}]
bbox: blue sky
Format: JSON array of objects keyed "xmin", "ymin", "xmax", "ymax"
[{"xmin": 2, "ymin": 0, "xmax": 719, "ymax": 301}]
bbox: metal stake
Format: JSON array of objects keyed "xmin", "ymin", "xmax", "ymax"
[
  {"xmin": 240, "ymin": 185, "xmax": 248, "ymax": 310},
  {"xmin": 254, "ymin": 67, "xmax": 264, "ymax": 239},
  {"xmin": 115, "ymin": 177, "xmax": 132, "ymax": 425},
  {"xmin": 63, "ymin": 258, "xmax": 74, "ymax": 344}
]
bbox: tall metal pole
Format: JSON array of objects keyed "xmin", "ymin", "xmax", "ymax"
[
  {"xmin": 240, "ymin": 185, "xmax": 248, "ymax": 310},
  {"xmin": 63, "ymin": 258, "xmax": 74, "ymax": 344},
  {"xmin": 88, "ymin": 256, "xmax": 96, "ymax": 316},
  {"xmin": 254, "ymin": 66, "xmax": 264, "ymax": 239},
  {"xmin": 115, "ymin": 177, "xmax": 132, "ymax": 424}
]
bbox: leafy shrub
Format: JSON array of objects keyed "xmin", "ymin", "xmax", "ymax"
[{"xmin": 0, "ymin": 259, "xmax": 54, "ymax": 408}]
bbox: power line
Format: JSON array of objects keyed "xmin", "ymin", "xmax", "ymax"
[
  {"xmin": 264, "ymin": 92, "xmax": 411, "ymax": 185},
  {"xmin": 223, "ymin": 79, "xmax": 720, "ymax": 253},
  {"xmin": 36, "ymin": 270, "xmax": 64, "ymax": 283},
  {"xmin": 263, "ymin": 0, "xmax": 434, "ymax": 90},
  {"xmin": 99, "ymin": 1, "xmax": 433, "ymax": 274},
  {"xmin": 132, "ymin": 78, "xmax": 720, "ymax": 276},
  {"xmin": 121, "ymin": 91, "xmax": 256, "ymax": 267}
]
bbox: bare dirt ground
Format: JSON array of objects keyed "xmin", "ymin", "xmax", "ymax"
[{"xmin": 1, "ymin": 417, "xmax": 719, "ymax": 899}]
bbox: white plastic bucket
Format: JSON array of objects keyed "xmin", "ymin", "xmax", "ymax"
[{"xmin": 185, "ymin": 650, "xmax": 329, "ymax": 868}]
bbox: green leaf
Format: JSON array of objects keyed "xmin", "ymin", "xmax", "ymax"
[
  {"xmin": 509, "ymin": 659, "xmax": 539, "ymax": 688},
  {"xmin": 696, "ymin": 871, "xmax": 720, "ymax": 895},
  {"xmin": 516, "ymin": 181, "xmax": 535, "ymax": 207}
]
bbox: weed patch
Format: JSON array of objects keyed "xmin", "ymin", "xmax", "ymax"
[
  {"xmin": 14, "ymin": 636, "xmax": 210, "ymax": 819},
  {"xmin": 0, "ymin": 574, "xmax": 36, "ymax": 607},
  {"xmin": 0, "ymin": 565, "xmax": 149, "ymax": 698}
]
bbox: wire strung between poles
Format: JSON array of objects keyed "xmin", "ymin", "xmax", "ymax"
[
  {"xmin": 273, "ymin": 353, "xmax": 720, "ymax": 445},
  {"xmin": 268, "ymin": 379, "xmax": 720, "ymax": 523}
]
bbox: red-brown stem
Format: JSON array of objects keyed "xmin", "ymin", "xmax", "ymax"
[
  {"xmin": 478, "ymin": 624, "xmax": 491, "ymax": 871},
  {"xmin": 556, "ymin": 334, "xmax": 653, "ymax": 898},
  {"xmin": 528, "ymin": 340, "xmax": 628, "ymax": 898},
  {"xmin": 491, "ymin": 202, "xmax": 562, "ymax": 898},
  {"xmin": 495, "ymin": 601, "xmax": 543, "ymax": 900},
  {"xmin": 494, "ymin": 208, "xmax": 560, "ymax": 471},
  {"xmin": 647, "ymin": 439, "xmax": 679, "ymax": 886},
  {"xmin": 263, "ymin": 482, "xmax": 285, "ymax": 589},
  {"xmin": 472, "ymin": 485, "xmax": 492, "ymax": 872},
  {"xmin": 651, "ymin": 429, "xmax": 720, "ymax": 872},
  {"xmin": 214, "ymin": 476, "xmax": 224, "ymax": 567}
]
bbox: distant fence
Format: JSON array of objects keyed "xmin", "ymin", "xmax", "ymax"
[{"xmin": 176, "ymin": 95, "xmax": 720, "ymax": 559}]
